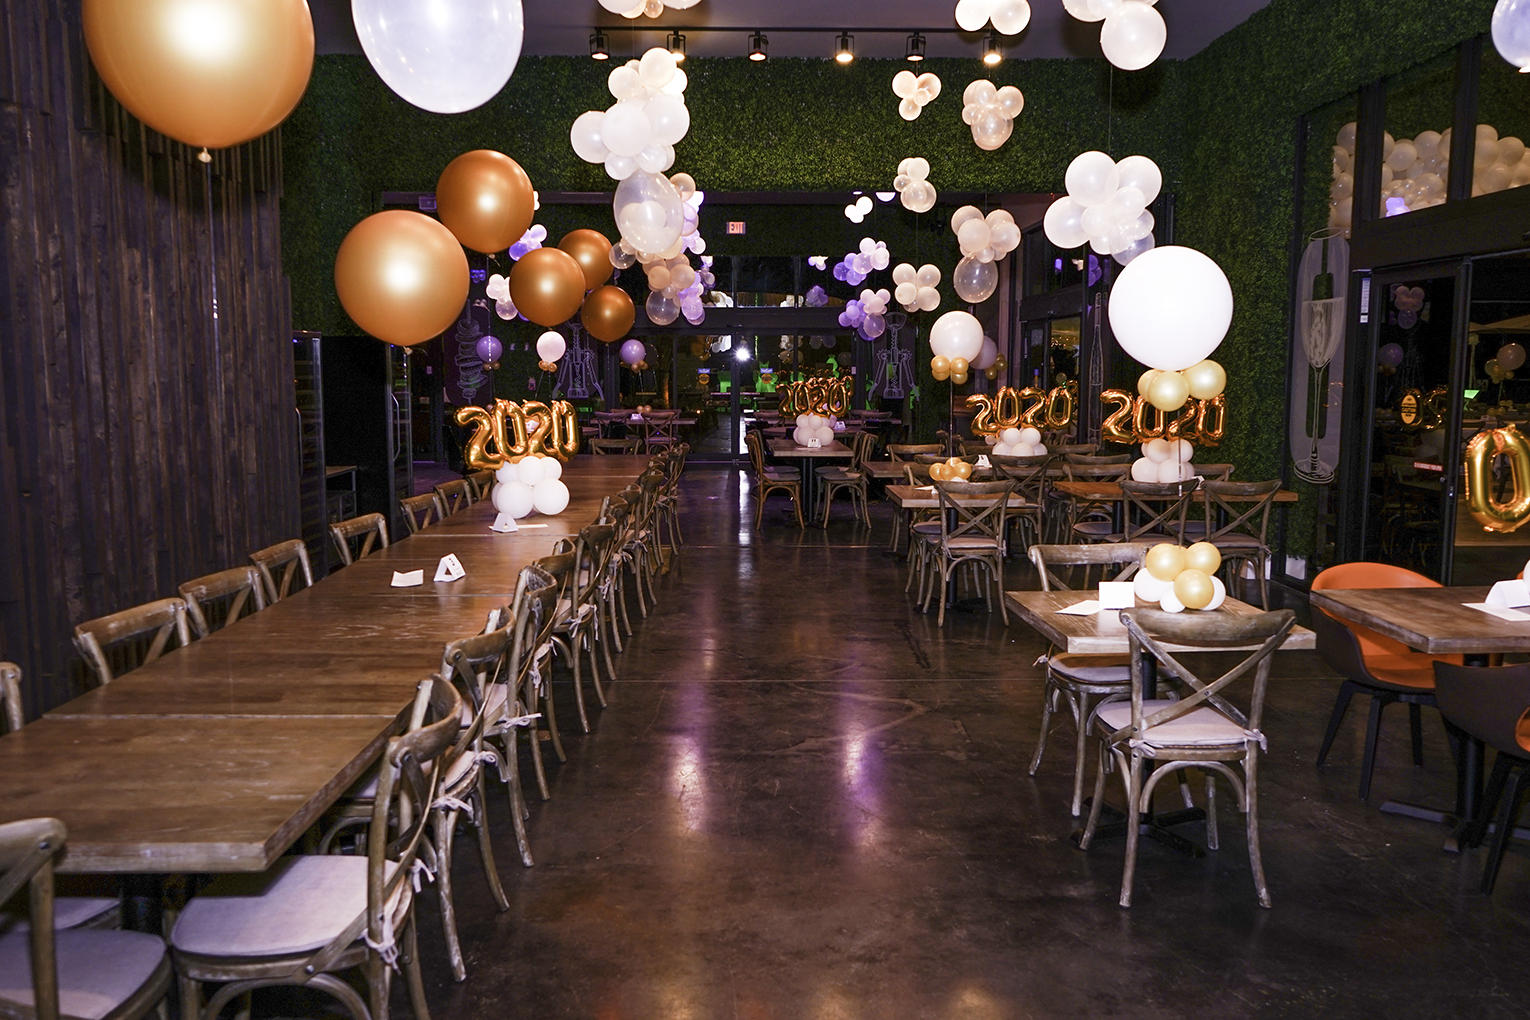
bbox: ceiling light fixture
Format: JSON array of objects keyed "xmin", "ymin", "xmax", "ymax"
[
  {"xmin": 835, "ymin": 32, "xmax": 855, "ymax": 64},
  {"xmin": 667, "ymin": 30, "xmax": 686, "ymax": 62},
  {"xmin": 982, "ymin": 29, "xmax": 1002, "ymax": 66},
  {"xmin": 589, "ymin": 30, "xmax": 610, "ymax": 60},
  {"xmin": 906, "ymin": 32, "xmax": 927, "ymax": 61},
  {"xmin": 749, "ymin": 30, "xmax": 768, "ymax": 61}
]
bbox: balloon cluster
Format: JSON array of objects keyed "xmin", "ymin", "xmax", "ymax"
[
  {"xmin": 954, "ymin": 0, "xmax": 1032, "ymax": 34},
  {"xmin": 1494, "ymin": 0, "xmax": 1530, "ymax": 71},
  {"xmin": 993, "ymin": 426, "xmax": 1046, "ymax": 457},
  {"xmin": 793, "ymin": 414, "xmax": 841, "ymax": 448},
  {"xmin": 598, "ymin": 0, "xmax": 700, "ymax": 16},
  {"xmin": 1133, "ymin": 543, "xmax": 1227, "ymax": 614},
  {"xmin": 961, "ymin": 81, "xmax": 1024, "ymax": 152},
  {"xmin": 620, "ymin": 339, "xmax": 651, "ymax": 371},
  {"xmin": 1391, "ymin": 284, "xmax": 1425, "ymax": 329},
  {"xmin": 1109, "ymin": 246, "xmax": 1233, "ymax": 376},
  {"xmin": 509, "ymin": 225, "xmax": 547, "ymax": 260},
  {"xmin": 570, "ymin": 48, "xmax": 690, "ymax": 182},
  {"xmin": 929, "ymin": 311, "xmax": 984, "ymax": 385},
  {"xmin": 892, "ymin": 71, "xmax": 943, "ymax": 121},
  {"xmin": 485, "ymin": 273, "xmax": 522, "ymax": 321},
  {"xmin": 1489, "ymin": 342, "xmax": 1527, "ymax": 384},
  {"xmin": 1061, "ymin": 0, "xmax": 1167, "ymax": 71},
  {"xmin": 1043, "ymin": 152, "xmax": 1161, "ymax": 265},
  {"xmin": 892, "ymin": 264, "xmax": 942, "ymax": 313},
  {"xmin": 618, "ymin": 186, "xmax": 709, "ymax": 328},
  {"xmin": 950, "ymin": 206, "xmax": 1020, "ymax": 304},
  {"xmin": 845, "ymin": 196, "xmax": 875, "ymax": 223},
  {"xmin": 536, "ymin": 330, "xmax": 566, "ymax": 373},
  {"xmin": 894, "ymin": 158, "xmax": 938, "ymax": 213},
  {"xmin": 609, "ymin": 171, "xmax": 702, "ymax": 289},
  {"xmin": 1377, "ymin": 342, "xmax": 1404, "ymax": 375},
  {"xmin": 834, "ymin": 239, "xmax": 892, "ymax": 286},
  {"xmin": 805, "ymin": 285, "xmax": 829, "ymax": 308},
  {"xmin": 1138, "ymin": 358, "xmax": 1226, "ymax": 416},
  {"xmin": 492, "ymin": 455, "xmax": 570, "ymax": 520},
  {"xmin": 840, "ymin": 289, "xmax": 893, "ymax": 340},
  {"xmin": 1130, "ymin": 437, "xmax": 1197, "ymax": 483},
  {"xmin": 928, "ymin": 457, "xmax": 974, "ymax": 482}
]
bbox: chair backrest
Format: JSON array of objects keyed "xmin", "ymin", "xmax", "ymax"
[
  {"xmin": 1201, "ymin": 479, "xmax": 1282, "ymax": 545},
  {"xmin": 510, "ymin": 562, "xmax": 563, "ymax": 694},
  {"xmin": 992, "ymin": 453, "xmax": 1056, "ymax": 504},
  {"xmin": 934, "ymin": 479, "xmax": 1016, "ymax": 549},
  {"xmin": 442, "ymin": 625, "xmax": 513, "ymax": 747},
  {"xmin": 434, "ymin": 479, "xmax": 475, "ymax": 516},
  {"xmin": 466, "ymin": 470, "xmax": 497, "ymax": 501},
  {"xmin": 1195, "ymin": 463, "xmax": 1235, "ymax": 481},
  {"xmin": 744, "ymin": 430, "xmax": 768, "ymax": 477},
  {"xmin": 73, "ymin": 598, "xmax": 191, "ymax": 685},
  {"xmin": 178, "ymin": 566, "xmax": 267, "ymax": 639},
  {"xmin": 400, "ymin": 493, "xmax": 444, "ymax": 535},
  {"xmin": 0, "ymin": 662, "xmax": 22, "ymax": 733},
  {"xmin": 1115, "ymin": 607, "xmax": 1297, "ymax": 745},
  {"xmin": 1052, "ymin": 443, "xmax": 1099, "ymax": 456},
  {"xmin": 888, "ymin": 443, "xmax": 942, "ymax": 462},
  {"xmin": 961, "ymin": 439, "xmax": 994, "ymax": 456},
  {"xmin": 1066, "ymin": 453, "xmax": 1132, "ymax": 466},
  {"xmin": 643, "ymin": 415, "xmax": 681, "ymax": 442},
  {"xmin": 249, "ymin": 539, "xmax": 314, "ymax": 603},
  {"xmin": 0, "ymin": 816, "xmax": 69, "ymax": 1020},
  {"xmin": 849, "ymin": 429, "xmax": 878, "ymax": 471},
  {"xmin": 1029, "ymin": 542, "xmax": 1152, "ymax": 591},
  {"xmin": 1310, "ymin": 562, "xmax": 1443, "ymax": 663},
  {"xmin": 1433, "ymin": 661, "xmax": 1530, "ymax": 757},
  {"xmin": 329, "ymin": 513, "xmax": 389, "ymax": 566},
  {"xmin": 1120, "ymin": 478, "xmax": 1201, "ymax": 542},
  {"xmin": 590, "ymin": 437, "xmax": 639, "ymax": 455}
]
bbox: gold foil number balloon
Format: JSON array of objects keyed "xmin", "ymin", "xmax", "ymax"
[
  {"xmin": 1465, "ymin": 425, "xmax": 1530, "ymax": 533},
  {"xmin": 455, "ymin": 399, "xmax": 583, "ymax": 467}
]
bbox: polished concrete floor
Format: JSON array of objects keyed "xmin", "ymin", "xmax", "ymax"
[{"xmin": 405, "ymin": 468, "xmax": 1530, "ymax": 1020}]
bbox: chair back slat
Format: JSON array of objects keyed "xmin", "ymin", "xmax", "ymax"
[
  {"xmin": 888, "ymin": 443, "xmax": 942, "ymax": 462},
  {"xmin": 935, "ymin": 480, "xmax": 1015, "ymax": 547},
  {"xmin": 1, "ymin": 662, "xmax": 22, "ymax": 733},
  {"xmin": 1201, "ymin": 479, "xmax": 1281, "ymax": 545},
  {"xmin": 434, "ymin": 479, "xmax": 475, "ymax": 516},
  {"xmin": 329, "ymin": 513, "xmax": 390, "ymax": 567},
  {"xmin": 1120, "ymin": 478, "xmax": 1201, "ymax": 542},
  {"xmin": 73, "ymin": 598, "xmax": 191, "ymax": 685},
  {"xmin": 249, "ymin": 539, "xmax": 314, "ymax": 603},
  {"xmin": 400, "ymin": 493, "xmax": 445, "ymax": 534},
  {"xmin": 178, "ymin": 566, "xmax": 267, "ymax": 639},
  {"xmin": 1028, "ymin": 542, "xmax": 1152, "ymax": 591}
]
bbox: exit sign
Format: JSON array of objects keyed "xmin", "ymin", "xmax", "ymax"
[{"xmin": 727, "ymin": 221, "xmax": 746, "ymax": 235}]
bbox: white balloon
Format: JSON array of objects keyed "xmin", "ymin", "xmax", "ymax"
[
  {"xmin": 614, "ymin": 171, "xmax": 685, "ymax": 253},
  {"xmin": 930, "ymin": 311, "xmax": 985, "ymax": 362},
  {"xmin": 1204, "ymin": 576, "xmax": 1227, "ymax": 612},
  {"xmin": 1495, "ymin": 0, "xmax": 1530, "ymax": 71},
  {"xmin": 1158, "ymin": 587, "xmax": 1186, "ymax": 613},
  {"xmin": 955, "ymin": 0, "xmax": 994, "ymax": 32},
  {"xmin": 1001, "ymin": 427, "xmax": 1023, "ymax": 445},
  {"xmin": 500, "ymin": 481, "xmax": 536, "ymax": 519},
  {"xmin": 638, "ymin": 47, "xmax": 677, "ymax": 89},
  {"xmin": 570, "ymin": 111, "xmax": 609, "ymax": 164},
  {"xmin": 495, "ymin": 462, "xmax": 519, "ymax": 485},
  {"xmin": 974, "ymin": 336, "xmax": 999, "ymax": 370},
  {"xmin": 353, "ymin": 0, "xmax": 524, "ymax": 114},
  {"xmin": 991, "ymin": 0, "xmax": 1031, "ymax": 34},
  {"xmin": 1133, "ymin": 569, "xmax": 1168, "ymax": 603},
  {"xmin": 601, "ymin": 101, "xmax": 653, "ymax": 158},
  {"xmin": 892, "ymin": 70, "xmax": 919, "ymax": 99},
  {"xmin": 536, "ymin": 331, "xmax": 566, "ymax": 362},
  {"xmin": 916, "ymin": 286, "xmax": 941, "ymax": 312},
  {"xmin": 1155, "ymin": 459, "xmax": 1186, "ymax": 484},
  {"xmin": 1065, "ymin": 151, "xmax": 1119, "ymax": 207},
  {"xmin": 645, "ymin": 93, "xmax": 690, "ymax": 146},
  {"xmin": 517, "ymin": 455, "xmax": 548, "ymax": 486},
  {"xmin": 1062, "ymin": 0, "xmax": 1105, "ymax": 19},
  {"xmin": 532, "ymin": 478, "xmax": 570, "ymax": 516},
  {"xmin": 1114, "ymin": 155, "xmax": 1163, "ymax": 204},
  {"xmin": 1108, "ymin": 246, "xmax": 1234, "ymax": 371},
  {"xmin": 1130, "ymin": 458, "xmax": 1158, "ymax": 482},
  {"xmin": 1043, "ymin": 196, "xmax": 1088, "ymax": 249},
  {"xmin": 1018, "ymin": 427, "xmax": 1040, "ymax": 445},
  {"xmin": 951, "ymin": 205, "xmax": 984, "ymax": 233},
  {"xmin": 892, "ymin": 263, "xmax": 917, "ymax": 285},
  {"xmin": 916, "ymin": 264, "xmax": 942, "ymax": 288},
  {"xmin": 1100, "ymin": 2, "xmax": 1167, "ymax": 71},
  {"xmin": 604, "ymin": 152, "xmax": 637, "ymax": 181},
  {"xmin": 607, "ymin": 64, "xmax": 642, "ymax": 101},
  {"xmin": 635, "ymin": 143, "xmax": 674, "ymax": 174},
  {"xmin": 1144, "ymin": 438, "xmax": 1171, "ymax": 463}
]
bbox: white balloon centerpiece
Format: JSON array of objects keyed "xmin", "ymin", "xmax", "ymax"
[
  {"xmin": 1133, "ymin": 542, "xmax": 1227, "ymax": 614},
  {"xmin": 993, "ymin": 426, "xmax": 1046, "ymax": 457},
  {"xmin": 892, "ymin": 262, "xmax": 942, "ymax": 313},
  {"xmin": 492, "ymin": 454, "xmax": 570, "ymax": 520},
  {"xmin": 1044, "ymin": 151, "xmax": 1161, "ymax": 265},
  {"xmin": 1130, "ymin": 437, "xmax": 1197, "ymax": 483},
  {"xmin": 793, "ymin": 414, "xmax": 839, "ymax": 447}
]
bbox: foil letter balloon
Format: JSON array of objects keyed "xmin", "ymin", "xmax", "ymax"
[
  {"xmin": 435, "ymin": 151, "xmax": 535, "ymax": 254},
  {"xmin": 335, "ymin": 211, "xmax": 469, "ymax": 346},
  {"xmin": 352, "ymin": 0, "xmax": 524, "ymax": 114},
  {"xmin": 83, "ymin": 0, "xmax": 314, "ymax": 151},
  {"xmin": 1466, "ymin": 425, "xmax": 1530, "ymax": 533}
]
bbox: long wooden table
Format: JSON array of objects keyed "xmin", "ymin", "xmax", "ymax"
[{"xmin": 0, "ymin": 455, "xmax": 651, "ymax": 873}]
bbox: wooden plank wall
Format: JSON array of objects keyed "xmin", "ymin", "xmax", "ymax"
[{"xmin": 0, "ymin": 0, "xmax": 299, "ymax": 716}]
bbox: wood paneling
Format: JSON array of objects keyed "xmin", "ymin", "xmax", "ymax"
[{"xmin": 0, "ymin": 0, "xmax": 299, "ymax": 716}]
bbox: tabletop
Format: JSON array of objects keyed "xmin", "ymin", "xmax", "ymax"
[
  {"xmin": 1052, "ymin": 481, "xmax": 1299, "ymax": 502},
  {"xmin": 886, "ymin": 484, "xmax": 1030, "ymax": 510},
  {"xmin": 768, "ymin": 438, "xmax": 853, "ymax": 458},
  {"xmin": 1005, "ymin": 589, "xmax": 1315, "ymax": 655},
  {"xmin": 1306, "ymin": 585, "xmax": 1530, "ymax": 655}
]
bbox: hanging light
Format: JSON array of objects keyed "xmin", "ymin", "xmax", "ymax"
[
  {"xmin": 982, "ymin": 29, "xmax": 1002, "ymax": 66},
  {"xmin": 749, "ymin": 31, "xmax": 768, "ymax": 61},
  {"xmin": 589, "ymin": 30, "xmax": 610, "ymax": 61},
  {"xmin": 667, "ymin": 30, "xmax": 686, "ymax": 63},
  {"xmin": 905, "ymin": 32, "xmax": 927, "ymax": 62},
  {"xmin": 834, "ymin": 32, "xmax": 855, "ymax": 64}
]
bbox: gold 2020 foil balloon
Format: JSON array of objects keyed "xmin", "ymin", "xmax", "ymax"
[
  {"xmin": 510, "ymin": 247, "xmax": 587, "ymax": 327},
  {"xmin": 435, "ymin": 150, "xmax": 535, "ymax": 254},
  {"xmin": 559, "ymin": 229, "xmax": 615, "ymax": 292},
  {"xmin": 83, "ymin": 0, "xmax": 314, "ymax": 151},
  {"xmin": 335, "ymin": 211, "xmax": 469, "ymax": 346}
]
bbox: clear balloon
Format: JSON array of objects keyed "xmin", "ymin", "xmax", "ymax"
[
  {"xmin": 953, "ymin": 255, "xmax": 999, "ymax": 303},
  {"xmin": 614, "ymin": 171, "xmax": 685, "ymax": 254},
  {"xmin": 645, "ymin": 290, "xmax": 680, "ymax": 326}
]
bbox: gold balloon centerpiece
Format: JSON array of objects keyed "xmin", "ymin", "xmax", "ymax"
[
  {"xmin": 1132, "ymin": 542, "xmax": 1227, "ymax": 613},
  {"xmin": 334, "ymin": 210, "xmax": 469, "ymax": 346},
  {"xmin": 456, "ymin": 399, "xmax": 581, "ymax": 468}
]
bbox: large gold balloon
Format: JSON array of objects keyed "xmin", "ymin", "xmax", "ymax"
[
  {"xmin": 435, "ymin": 151, "xmax": 535, "ymax": 254},
  {"xmin": 1185, "ymin": 541, "xmax": 1222, "ymax": 575},
  {"xmin": 1465, "ymin": 425, "xmax": 1530, "ymax": 532},
  {"xmin": 335, "ymin": 211, "xmax": 469, "ymax": 346},
  {"xmin": 1174, "ymin": 568, "xmax": 1214, "ymax": 610},
  {"xmin": 510, "ymin": 248, "xmax": 587, "ymax": 327},
  {"xmin": 83, "ymin": 0, "xmax": 314, "ymax": 151},
  {"xmin": 581, "ymin": 285, "xmax": 637, "ymax": 342},
  {"xmin": 560, "ymin": 229, "xmax": 615, "ymax": 292},
  {"xmin": 1144, "ymin": 543, "xmax": 1187, "ymax": 582}
]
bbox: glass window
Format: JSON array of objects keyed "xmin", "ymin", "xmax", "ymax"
[
  {"xmin": 1374, "ymin": 49, "xmax": 1458, "ymax": 220},
  {"xmin": 1308, "ymin": 93, "xmax": 1360, "ymax": 238},
  {"xmin": 1474, "ymin": 44, "xmax": 1530, "ymax": 198}
]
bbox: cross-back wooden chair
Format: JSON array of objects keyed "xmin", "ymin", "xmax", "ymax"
[
  {"xmin": 589, "ymin": 437, "xmax": 639, "ymax": 455},
  {"xmin": 0, "ymin": 817, "xmax": 172, "ymax": 1020},
  {"xmin": 399, "ymin": 493, "xmax": 444, "ymax": 535},
  {"xmin": 177, "ymin": 566, "xmax": 267, "ymax": 640},
  {"xmin": 511, "ymin": 562, "xmax": 566, "ymax": 802},
  {"xmin": 0, "ymin": 663, "xmax": 21, "ymax": 733},
  {"xmin": 917, "ymin": 479, "xmax": 1017, "ymax": 627},
  {"xmin": 1079, "ymin": 607, "xmax": 1296, "ymax": 908},
  {"xmin": 745, "ymin": 431, "xmax": 804, "ymax": 529},
  {"xmin": 1026, "ymin": 542, "xmax": 1155, "ymax": 816},
  {"xmin": 817, "ymin": 430, "xmax": 877, "ymax": 528},
  {"xmin": 249, "ymin": 539, "xmax": 315, "ymax": 603},
  {"xmin": 641, "ymin": 412, "xmax": 681, "ymax": 454},
  {"xmin": 549, "ymin": 524, "xmax": 618, "ymax": 733},
  {"xmin": 1191, "ymin": 479, "xmax": 1282, "ymax": 608},
  {"xmin": 465, "ymin": 470, "xmax": 497, "ymax": 501},
  {"xmin": 171, "ymin": 678, "xmax": 461, "ymax": 1020},
  {"xmin": 992, "ymin": 452, "xmax": 1056, "ymax": 551},
  {"xmin": 433, "ymin": 479, "xmax": 475, "ymax": 516},
  {"xmin": 328, "ymin": 513, "xmax": 389, "ymax": 567},
  {"xmin": 887, "ymin": 443, "xmax": 943, "ymax": 464},
  {"xmin": 73, "ymin": 598, "xmax": 191, "ymax": 685},
  {"xmin": 1102, "ymin": 477, "xmax": 1201, "ymax": 545}
]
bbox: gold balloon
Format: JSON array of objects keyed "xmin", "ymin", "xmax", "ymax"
[
  {"xmin": 1147, "ymin": 370, "xmax": 1191, "ymax": 412},
  {"xmin": 1183, "ymin": 359, "xmax": 1227, "ymax": 401},
  {"xmin": 1144, "ymin": 543, "xmax": 1187, "ymax": 582},
  {"xmin": 560, "ymin": 229, "xmax": 615, "ymax": 291},
  {"xmin": 931, "ymin": 356, "xmax": 951, "ymax": 381},
  {"xmin": 1138, "ymin": 369, "xmax": 1161, "ymax": 397},
  {"xmin": 435, "ymin": 150, "xmax": 536, "ymax": 254},
  {"xmin": 929, "ymin": 462, "xmax": 950, "ymax": 482},
  {"xmin": 580, "ymin": 284, "xmax": 637, "ymax": 343},
  {"xmin": 1174, "ymin": 568, "xmax": 1214, "ymax": 610},
  {"xmin": 950, "ymin": 371, "xmax": 969, "ymax": 385},
  {"xmin": 1465, "ymin": 425, "xmax": 1530, "ymax": 532},
  {"xmin": 950, "ymin": 357, "xmax": 970, "ymax": 375},
  {"xmin": 335, "ymin": 211, "xmax": 469, "ymax": 346},
  {"xmin": 1185, "ymin": 541, "xmax": 1222, "ymax": 575},
  {"xmin": 510, "ymin": 247, "xmax": 587, "ymax": 327}
]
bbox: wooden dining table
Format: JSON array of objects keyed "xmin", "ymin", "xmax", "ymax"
[
  {"xmin": 0, "ymin": 455, "xmax": 651, "ymax": 875},
  {"xmin": 767, "ymin": 437, "xmax": 854, "ymax": 509}
]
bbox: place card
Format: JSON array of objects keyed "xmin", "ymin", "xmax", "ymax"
[
  {"xmin": 390, "ymin": 569, "xmax": 424, "ymax": 588},
  {"xmin": 1465, "ymin": 602, "xmax": 1530, "ymax": 622},
  {"xmin": 975, "ymin": 455, "xmax": 992, "ymax": 468},
  {"xmin": 434, "ymin": 554, "xmax": 466, "ymax": 583},
  {"xmin": 1056, "ymin": 600, "xmax": 1102, "ymax": 616},
  {"xmin": 491, "ymin": 512, "xmax": 518, "ymax": 533},
  {"xmin": 1486, "ymin": 579, "xmax": 1530, "ymax": 607},
  {"xmin": 1098, "ymin": 581, "xmax": 1135, "ymax": 609},
  {"xmin": 806, "ymin": 437, "xmax": 822, "ymax": 448}
]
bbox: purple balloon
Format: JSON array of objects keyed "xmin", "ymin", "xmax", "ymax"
[
  {"xmin": 476, "ymin": 336, "xmax": 502, "ymax": 364},
  {"xmin": 1378, "ymin": 343, "xmax": 1404, "ymax": 368},
  {"xmin": 805, "ymin": 285, "xmax": 828, "ymax": 308},
  {"xmin": 864, "ymin": 313, "xmax": 885, "ymax": 338},
  {"xmin": 838, "ymin": 311, "xmax": 854, "ymax": 328},
  {"xmin": 620, "ymin": 339, "xmax": 646, "ymax": 366},
  {"xmin": 1397, "ymin": 310, "xmax": 1418, "ymax": 330}
]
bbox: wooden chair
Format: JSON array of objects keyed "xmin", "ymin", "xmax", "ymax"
[
  {"xmin": 400, "ymin": 493, "xmax": 444, "ymax": 535},
  {"xmin": 177, "ymin": 566, "xmax": 267, "ymax": 639},
  {"xmin": 1188, "ymin": 479, "xmax": 1281, "ymax": 608},
  {"xmin": 1083, "ymin": 478, "xmax": 1201, "ymax": 545},
  {"xmin": 465, "ymin": 470, "xmax": 496, "ymax": 501},
  {"xmin": 992, "ymin": 453, "xmax": 1056, "ymax": 551},
  {"xmin": 917, "ymin": 479, "xmax": 1016, "ymax": 627},
  {"xmin": 817, "ymin": 430, "xmax": 876, "ymax": 528},
  {"xmin": 249, "ymin": 539, "xmax": 314, "ymax": 603},
  {"xmin": 73, "ymin": 598, "xmax": 191, "ymax": 685},
  {"xmin": 744, "ymin": 431, "xmax": 805, "ymax": 529},
  {"xmin": 512, "ymin": 561, "xmax": 566, "ymax": 801},
  {"xmin": 170, "ymin": 678, "xmax": 461, "ymax": 1020},
  {"xmin": 1026, "ymin": 543, "xmax": 1155, "ymax": 816},
  {"xmin": 887, "ymin": 443, "xmax": 942, "ymax": 462},
  {"xmin": 328, "ymin": 513, "xmax": 389, "ymax": 567},
  {"xmin": 549, "ymin": 524, "xmax": 618, "ymax": 734},
  {"xmin": 640, "ymin": 411, "xmax": 681, "ymax": 454},
  {"xmin": 1079, "ymin": 607, "xmax": 1296, "ymax": 908},
  {"xmin": 589, "ymin": 437, "xmax": 639, "ymax": 455},
  {"xmin": 433, "ymin": 479, "xmax": 475, "ymax": 516},
  {"xmin": 0, "ymin": 817, "xmax": 172, "ymax": 1020}
]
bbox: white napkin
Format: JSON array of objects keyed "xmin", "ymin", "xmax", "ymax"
[
  {"xmin": 390, "ymin": 570, "xmax": 424, "ymax": 588},
  {"xmin": 1486, "ymin": 579, "xmax": 1530, "ymax": 607},
  {"xmin": 434, "ymin": 554, "xmax": 465, "ymax": 583},
  {"xmin": 1465, "ymin": 602, "xmax": 1530, "ymax": 622},
  {"xmin": 1056, "ymin": 600, "xmax": 1102, "ymax": 616}
]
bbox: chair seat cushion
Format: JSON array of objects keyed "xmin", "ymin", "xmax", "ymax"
[
  {"xmin": 944, "ymin": 537, "xmax": 1002, "ymax": 551},
  {"xmin": 171, "ymin": 855, "xmax": 395, "ymax": 958},
  {"xmin": 1096, "ymin": 699, "xmax": 1255, "ymax": 747},
  {"xmin": 1366, "ymin": 654, "xmax": 1437, "ymax": 690},
  {"xmin": 1071, "ymin": 521, "xmax": 1113, "ymax": 537},
  {"xmin": 1049, "ymin": 653, "xmax": 1131, "ymax": 685},
  {"xmin": 1, "ymin": 896, "xmax": 119, "ymax": 935},
  {"xmin": 0, "ymin": 929, "xmax": 166, "ymax": 1020},
  {"xmin": 762, "ymin": 469, "xmax": 798, "ymax": 484},
  {"xmin": 910, "ymin": 522, "xmax": 943, "ymax": 535}
]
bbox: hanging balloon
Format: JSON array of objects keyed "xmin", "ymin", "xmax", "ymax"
[
  {"xmin": 620, "ymin": 339, "xmax": 647, "ymax": 367},
  {"xmin": 952, "ymin": 255, "xmax": 999, "ymax": 303},
  {"xmin": 613, "ymin": 171, "xmax": 685, "ymax": 256},
  {"xmin": 581, "ymin": 285, "xmax": 636, "ymax": 342},
  {"xmin": 559, "ymin": 229, "xmax": 615, "ymax": 291},
  {"xmin": 335, "ymin": 211, "xmax": 469, "ymax": 346},
  {"xmin": 1500, "ymin": 342, "xmax": 1527, "ymax": 371},
  {"xmin": 435, "ymin": 150, "xmax": 535, "ymax": 254},
  {"xmin": 509, "ymin": 247, "xmax": 587, "ymax": 327},
  {"xmin": 82, "ymin": 0, "xmax": 314, "ymax": 152},
  {"xmin": 536, "ymin": 331, "xmax": 567, "ymax": 363},
  {"xmin": 1108, "ymin": 246, "xmax": 1234, "ymax": 371},
  {"xmin": 352, "ymin": 0, "xmax": 524, "ymax": 114}
]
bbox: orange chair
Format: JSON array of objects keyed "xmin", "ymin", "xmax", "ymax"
[{"xmin": 1310, "ymin": 562, "xmax": 1461, "ymax": 800}]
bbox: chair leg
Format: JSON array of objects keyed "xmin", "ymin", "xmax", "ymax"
[
  {"xmin": 1028, "ymin": 679, "xmax": 1058, "ymax": 777},
  {"xmin": 540, "ymin": 670, "xmax": 567, "ymax": 764},
  {"xmin": 499, "ymin": 727, "xmax": 535, "ymax": 865},
  {"xmin": 1482, "ymin": 764, "xmax": 1530, "ymax": 894},
  {"xmin": 1245, "ymin": 753, "xmax": 1271, "ymax": 907},
  {"xmin": 1359, "ymin": 692, "xmax": 1390, "ymax": 802},
  {"xmin": 433, "ymin": 809, "xmax": 467, "ymax": 982},
  {"xmin": 793, "ymin": 487, "xmax": 805, "ymax": 529},
  {"xmin": 401, "ymin": 913, "xmax": 432, "ymax": 1020},
  {"xmin": 1070, "ymin": 692, "xmax": 1093, "ymax": 818},
  {"xmin": 1316, "ymin": 681, "xmax": 1358, "ymax": 767},
  {"xmin": 1409, "ymin": 702, "xmax": 1424, "ymax": 767},
  {"xmin": 1120, "ymin": 753, "xmax": 1145, "ymax": 907},
  {"xmin": 525, "ymin": 701, "xmax": 550, "ymax": 801},
  {"xmin": 179, "ymin": 975, "xmax": 203, "ymax": 1020},
  {"xmin": 1205, "ymin": 771, "xmax": 1219, "ymax": 851},
  {"xmin": 1078, "ymin": 740, "xmax": 1110, "ymax": 851},
  {"xmin": 1468, "ymin": 754, "xmax": 1515, "ymax": 850},
  {"xmin": 586, "ymin": 629, "xmax": 608, "ymax": 708}
]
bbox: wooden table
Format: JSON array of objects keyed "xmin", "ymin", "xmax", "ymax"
[
  {"xmin": 767, "ymin": 438, "xmax": 853, "ymax": 509},
  {"xmin": 0, "ymin": 455, "xmax": 650, "ymax": 873}
]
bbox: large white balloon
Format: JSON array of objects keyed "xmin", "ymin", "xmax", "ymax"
[
  {"xmin": 1114, "ymin": 155, "xmax": 1163, "ymax": 205},
  {"xmin": 1108, "ymin": 245, "xmax": 1234, "ymax": 371},
  {"xmin": 1065, "ymin": 151, "xmax": 1119, "ymax": 207},
  {"xmin": 1043, "ymin": 196, "xmax": 1088, "ymax": 249},
  {"xmin": 352, "ymin": 0, "xmax": 524, "ymax": 114},
  {"xmin": 536, "ymin": 331, "xmax": 566, "ymax": 363},
  {"xmin": 1099, "ymin": 2, "xmax": 1167, "ymax": 71},
  {"xmin": 930, "ymin": 311, "xmax": 984, "ymax": 362},
  {"xmin": 570, "ymin": 111, "xmax": 608, "ymax": 164},
  {"xmin": 614, "ymin": 171, "xmax": 685, "ymax": 254},
  {"xmin": 494, "ymin": 481, "xmax": 536, "ymax": 519},
  {"xmin": 1494, "ymin": 0, "xmax": 1530, "ymax": 70},
  {"xmin": 533, "ymin": 478, "xmax": 570, "ymax": 516}
]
